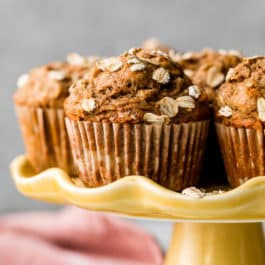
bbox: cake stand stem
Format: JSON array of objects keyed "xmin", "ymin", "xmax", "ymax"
[{"xmin": 164, "ymin": 222, "xmax": 265, "ymax": 265}]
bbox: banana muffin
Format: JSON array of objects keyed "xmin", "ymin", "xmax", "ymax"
[
  {"xmin": 14, "ymin": 54, "xmax": 98, "ymax": 174},
  {"xmin": 64, "ymin": 48, "xmax": 210, "ymax": 191},
  {"xmin": 215, "ymin": 56, "xmax": 265, "ymax": 187},
  {"xmin": 172, "ymin": 48, "xmax": 242, "ymax": 187},
  {"xmin": 174, "ymin": 48, "xmax": 242, "ymax": 102}
]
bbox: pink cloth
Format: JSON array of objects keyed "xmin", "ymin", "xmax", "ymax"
[{"xmin": 0, "ymin": 207, "xmax": 163, "ymax": 265}]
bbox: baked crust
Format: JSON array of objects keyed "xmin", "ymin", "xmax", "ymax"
[
  {"xmin": 14, "ymin": 55, "xmax": 97, "ymax": 108},
  {"xmin": 176, "ymin": 48, "xmax": 242, "ymax": 101},
  {"xmin": 64, "ymin": 48, "xmax": 210, "ymax": 123},
  {"xmin": 215, "ymin": 56, "xmax": 265, "ymax": 128}
]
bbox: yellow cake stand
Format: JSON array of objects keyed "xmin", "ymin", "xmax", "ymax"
[{"xmin": 10, "ymin": 155, "xmax": 265, "ymax": 265}]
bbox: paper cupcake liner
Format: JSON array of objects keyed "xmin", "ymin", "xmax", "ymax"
[
  {"xmin": 15, "ymin": 106, "xmax": 75, "ymax": 175},
  {"xmin": 215, "ymin": 123, "xmax": 265, "ymax": 187},
  {"xmin": 65, "ymin": 118, "xmax": 209, "ymax": 191}
]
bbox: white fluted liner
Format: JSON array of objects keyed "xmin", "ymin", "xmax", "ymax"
[
  {"xmin": 215, "ymin": 123, "xmax": 265, "ymax": 187},
  {"xmin": 66, "ymin": 119, "xmax": 209, "ymax": 191},
  {"xmin": 15, "ymin": 106, "xmax": 74, "ymax": 175}
]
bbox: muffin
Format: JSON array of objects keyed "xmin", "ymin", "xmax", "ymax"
[
  {"xmin": 172, "ymin": 48, "xmax": 242, "ymax": 102},
  {"xmin": 215, "ymin": 56, "xmax": 265, "ymax": 187},
  {"xmin": 64, "ymin": 48, "xmax": 210, "ymax": 191},
  {"xmin": 14, "ymin": 53, "xmax": 98, "ymax": 174},
  {"xmin": 170, "ymin": 49, "xmax": 242, "ymax": 187}
]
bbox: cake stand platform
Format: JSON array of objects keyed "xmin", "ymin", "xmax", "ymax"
[{"xmin": 10, "ymin": 155, "xmax": 265, "ymax": 265}]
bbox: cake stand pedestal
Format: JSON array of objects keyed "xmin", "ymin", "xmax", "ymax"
[
  {"xmin": 166, "ymin": 223, "xmax": 265, "ymax": 265},
  {"xmin": 10, "ymin": 155, "xmax": 265, "ymax": 265}
]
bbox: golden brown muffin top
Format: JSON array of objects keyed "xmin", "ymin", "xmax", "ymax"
[
  {"xmin": 215, "ymin": 56, "xmax": 265, "ymax": 128},
  {"xmin": 172, "ymin": 49, "xmax": 242, "ymax": 102},
  {"xmin": 13, "ymin": 54, "xmax": 98, "ymax": 108},
  {"xmin": 64, "ymin": 48, "xmax": 210, "ymax": 123}
]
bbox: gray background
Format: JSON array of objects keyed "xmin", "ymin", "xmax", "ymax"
[{"xmin": 0, "ymin": 0, "xmax": 265, "ymax": 250}]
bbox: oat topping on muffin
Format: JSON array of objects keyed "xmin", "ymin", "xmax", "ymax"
[
  {"xmin": 96, "ymin": 57, "xmax": 123, "ymax": 72},
  {"xmin": 181, "ymin": 187, "xmax": 206, "ymax": 199},
  {"xmin": 188, "ymin": 85, "xmax": 201, "ymax": 98},
  {"xmin": 215, "ymin": 56, "xmax": 265, "ymax": 128},
  {"xmin": 16, "ymin": 74, "xmax": 29, "ymax": 88},
  {"xmin": 13, "ymin": 54, "xmax": 96, "ymax": 175},
  {"xmin": 141, "ymin": 38, "xmax": 171, "ymax": 53},
  {"xmin": 14, "ymin": 55, "xmax": 95, "ymax": 108},
  {"xmin": 257, "ymin": 97, "xmax": 265, "ymax": 122},
  {"xmin": 218, "ymin": 106, "xmax": 233, "ymax": 118},
  {"xmin": 67, "ymin": 53, "xmax": 99, "ymax": 67},
  {"xmin": 65, "ymin": 48, "xmax": 210, "ymax": 123},
  {"xmin": 175, "ymin": 48, "xmax": 242, "ymax": 101}
]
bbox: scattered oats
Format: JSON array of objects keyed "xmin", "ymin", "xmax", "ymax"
[
  {"xmin": 206, "ymin": 66, "xmax": 225, "ymax": 87},
  {"xmin": 225, "ymin": 68, "xmax": 234, "ymax": 81},
  {"xmin": 188, "ymin": 85, "xmax": 201, "ymax": 99},
  {"xmin": 176, "ymin": 96, "xmax": 195, "ymax": 109},
  {"xmin": 17, "ymin": 74, "xmax": 29, "ymax": 88},
  {"xmin": 168, "ymin": 50, "xmax": 182, "ymax": 62},
  {"xmin": 228, "ymin": 49, "xmax": 241, "ymax": 56},
  {"xmin": 128, "ymin": 48, "xmax": 137, "ymax": 55},
  {"xmin": 218, "ymin": 48, "xmax": 240, "ymax": 56},
  {"xmin": 184, "ymin": 69, "xmax": 194, "ymax": 78},
  {"xmin": 150, "ymin": 50, "xmax": 169, "ymax": 58},
  {"xmin": 137, "ymin": 56, "xmax": 160, "ymax": 66},
  {"xmin": 157, "ymin": 97, "xmax": 179, "ymax": 117},
  {"xmin": 206, "ymin": 189, "xmax": 226, "ymax": 195},
  {"xmin": 127, "ymin": 57, "xmax": 141, "ymax": 64},
  {"xmin": 152, "ymin": 67, "xmax": 170, "ymax": 84},
  {"xmin": 257, "ymin": 97, "xmax": 265, "ymax": 122},
  {"xmin": 130, "ymin": 63, "xmax": 146, "ymax": 72},
  {"xmin": 48, "ymin": 70, "xmax": 66, "ymax": 80},
  {"xmin": 67, "ymin": 53, "xmax": 87, "ymax": 66},
  {"xmin": 218, "ymin": 49, "xmax": 227, "ymax": 55},
  {"xmin": 182, "ymin": 187, "xmax": 205, "ymax": 199},
  {"xmin": 182, "ymin": 51, "xmax": 194, "ymax": 60},
  {"xmin": 96, "ymin": 57, "xmax": 123, "ymax": 72},
  {"xmin": 86, "ymin": 56, "xmax": 100, "ymax": 66},
  {"xmin": 67, "ymin": 53, "xmax": 99, "ymax": 67},
  {"xmin": 239, "ymin": 177, "xmax": 249, "ymax": 185},
  {"xmin": 130, "ymin": 114, "xmax": 137, "ymax": 120},
  {"xmin": 143, "ymin": 113, "xmax": 169, "ymax": 123},
  {"xmin": 246, "ymin": 55, "xmax": 262, "ymax": 60},
  {"xmin": 81, "ymin": 98, "xmax": 97, "ymax": 112},
  {"xmin": 218, "ymin": 106, "xmax": 232, "ymax": 117}
]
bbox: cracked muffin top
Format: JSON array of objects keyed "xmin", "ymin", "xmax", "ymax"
[
  {"xmin": 64, "ymin": 48, "xmax": 210, "ymax": 123},
  {"xmin": 215, "ymin": 56, "xmax": 265, "ymax": 129},
  {"xmin": 14, "ymin": 54, "xmax": 98, "ymax": 108},
  {"xmin": 173, "ymin": 49, "xmax": 242, "ymax": 102}
]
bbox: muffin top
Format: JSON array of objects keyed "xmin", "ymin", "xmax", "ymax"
[
  {"xmin": 215, "ymin": 56, "xmax": 265, "ymax": 129},
  {"xmin": 173, "ymin": 49, "xmax": 242, "ymax": 101},
  {"xmin": 64, "ymin": 48, "xmax": 210, "ymax": 123},
  {"xmin": 14, "ymin": 53, "xmax": 98, "ymax": 108}
]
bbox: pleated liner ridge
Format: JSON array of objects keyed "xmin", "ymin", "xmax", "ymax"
[
  {"xmin": 66, "ymin": 118, "xmax": 209, "ymax": 191},
  {"xmin": 15, "ymin": 106, "xmax": 75, "ymax": 175},
  {"xmin": 215, "ymin": 122, "xmax": 265, "ymax": 187}
]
